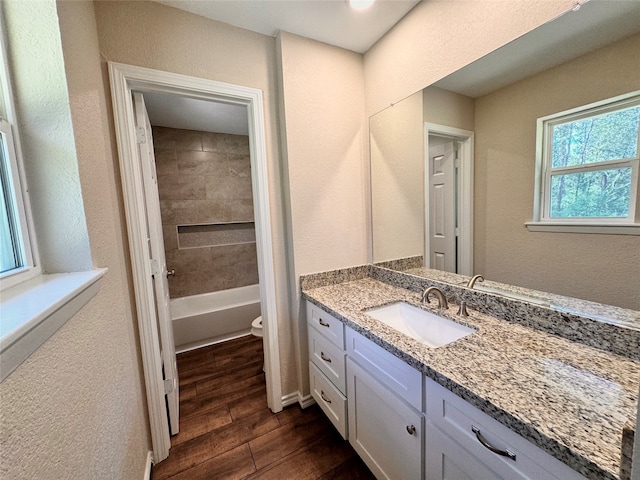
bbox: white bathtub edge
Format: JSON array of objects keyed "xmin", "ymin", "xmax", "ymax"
[
  {"xmin": 175, "ymin": 329, "xmax": 253, "ymax": 354},
  {"xmin": 170, "ymin": 284, "xmax": 260, "ymax": 321}
]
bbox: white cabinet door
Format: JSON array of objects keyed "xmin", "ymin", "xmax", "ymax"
[{"xmin": 347, "ymin": 357, "xmax": 424, "ymax": 480}]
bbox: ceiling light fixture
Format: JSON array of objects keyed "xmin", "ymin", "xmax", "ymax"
[{"xmin": 348, "ymin": 0, "xmax": 376, "ymax": 11}]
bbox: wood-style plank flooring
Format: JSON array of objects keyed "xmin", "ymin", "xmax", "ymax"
[{"xmin": 152, "ymin": 335, "xmax": 375, "ymax": 480}]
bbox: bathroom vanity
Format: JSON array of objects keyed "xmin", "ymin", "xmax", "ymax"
[{"xmin": 302, "ymin": 266, "xmax": 640, "ymax": 480}]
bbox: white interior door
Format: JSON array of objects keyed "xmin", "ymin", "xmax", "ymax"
[
  {"xmin": 132, "ymin": 92, "xmax": 180, "ymax": 435},
  {"xmin": 428, "ymin": 137, "xmax": 457, "ymax": 272}
]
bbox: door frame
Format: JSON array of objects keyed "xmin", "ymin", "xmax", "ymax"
[
  {"xmin": 424, "ymin": 123, "xmax": 474, "ymax": 276},
  {"xmin": 108, "ymin": 62, "xmax": 282, "ymax": 462}
]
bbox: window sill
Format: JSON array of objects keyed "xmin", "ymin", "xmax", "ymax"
[
  {"xmin": 0, "ymin": 269, "xmax": 107, "ymax": 382},
  {"xmin": 525, "ymin": 222, "xmax": 640, "ymax": 235}
]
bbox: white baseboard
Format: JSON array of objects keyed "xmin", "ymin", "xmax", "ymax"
[
  {"xmin": 298, "ymin": 392, "xmax": 315, "ymax": 408},
  {"xmin": 281, "ymin": 391, "xmax": 299, "ymax": 408},
  {"xmin": 143, "ymin": 451, "xmax": 153, "ymax": 480},
  {"xmin": 281, "ymin": 391, "xmax": 316, "ymax": 409}
]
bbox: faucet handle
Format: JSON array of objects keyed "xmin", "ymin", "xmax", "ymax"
[{"xmin": 457, "ymin": 301, "xmax": 469, "ymax": 317}]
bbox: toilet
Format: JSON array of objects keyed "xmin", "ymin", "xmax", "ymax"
[
  {"xmin": 251, "ymin": 316, "xmax": 263, "ymax": 337},
  {"xmin": 251, "ymin": 316, "xmax": 264, "ymax": 371}
]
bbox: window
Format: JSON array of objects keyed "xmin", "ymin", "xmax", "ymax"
[
  {"xmin": 529, "ymin": 92, "xmax": 640, "ymax": 234},
  {"xmin": 0, "ymin": 120, "xmax": 32, "ymax": 276},
  {"xmin": 0, "ymin": 27, "xmax": 38, "ymax": 289}
]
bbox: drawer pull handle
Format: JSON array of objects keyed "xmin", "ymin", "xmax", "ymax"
[
  {"xmin": 318, "ymin": 318, "xmax": 330, "ymax": 327},
  {"xmin": 320, "ymin": 390, "xmax": 332, "ymax": 404},
  {"xmin": 471, "ymin": 425, "xmax": 517, "ymax": 461},
  {"xmin": 406, "ymin": 425, "xmax": 416, "ymax": 435},
  {"xmin": 320, "ymin": 352, "xmax": 332, "ymax": 363}
]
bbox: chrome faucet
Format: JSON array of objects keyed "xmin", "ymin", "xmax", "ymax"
[
  {"xmin": 466, "ymin": 274, "xmax": 484, "ymax": 289},
  {"xmin": 421, "ymin": 286, "xmax": 449, "ymax": 309}
]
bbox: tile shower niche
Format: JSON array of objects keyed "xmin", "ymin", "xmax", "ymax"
[
  {"xmin": 167, "ymin": 221, "xmax": 259, "ymax": 298},
  {"xmin": 177, "ymin": 222, "xmax": 256, "ymax": 248}
]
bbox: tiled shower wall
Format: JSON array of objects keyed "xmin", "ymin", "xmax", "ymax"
[{"xmin": 153, "ymin": 126, "xmax": 259, "ymax": 298}]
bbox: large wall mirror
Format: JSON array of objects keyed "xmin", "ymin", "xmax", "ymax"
[{"xmin": 370, "ymin": 0, "xmax": 640, "ymax": 311}]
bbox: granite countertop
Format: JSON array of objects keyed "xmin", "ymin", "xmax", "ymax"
[{"xmin": 302, "ymin": 277, "xmax": 640, "ymax": 480}]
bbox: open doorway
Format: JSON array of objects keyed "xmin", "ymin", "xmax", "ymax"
[
  {"xmin": 424, "ymin": 123, "xmax": 474, "ymax": 276},
  {"xmin": 142, "ymin": 91, "xmax": 262, "ymax": 352},
  {"xmin": 109, "ymin": 63, "xmax": 282, "ymax": 463}
]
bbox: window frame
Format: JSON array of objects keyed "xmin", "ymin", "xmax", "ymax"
[
  {"xmin": 0, "ymin": 18, "xmax": 39, "ymax": 290},
  {"xmin": 529, "ymin": 91, "xmax": 640, "ymax": 235}
]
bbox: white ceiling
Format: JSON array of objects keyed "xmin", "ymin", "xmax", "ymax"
[
  {"xmin": 434, "ymin": 0, "xmax": 640, "ymax": 98},
  {"xmin": 144, "ymin": 0, "xmax": 640, "ymax": 133},
  {"xmin": 144, "ymin": 92, "xmax": 249, "ymax": 135},
  {"xmin": 155, "ymin": 0, "xmax": 421, "ymax": 54}
]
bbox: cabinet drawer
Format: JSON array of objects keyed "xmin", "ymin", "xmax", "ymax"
[
  {"xmin": 425, "ymin": 378, "xmax": 586, "ymax": 480},
  {"xmin": 308, "ymin": 326, "xmax": 346, "ymax": 394},
  {"xmin": 309, "ymin": 361, "xmax": 348, "ymax": 439},
  {"xmin": 425, "ymin": 420, "xmax": 501, "ymax": 480},
  {"xmin": 307, "ymin": 302, "xmax": 345, "ymax": 349},
  {"xmin": 346, "ymin": 327, "xmax": 423, "ymax": 410}
]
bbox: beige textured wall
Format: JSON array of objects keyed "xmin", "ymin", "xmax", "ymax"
[
  {"xmin": 474, "ymin": 32, "xmax": 640, "ymax": 310},
  {"xmin": 423, "ymin": 86, "xmax": 475, "ymax": 132},
  {"xmin": 94, "ymin": 0, "xmax": 296, "ymax": 394},
  {"xmin": 0, "ymin": 2, "xmax": 150, "ymax": 479},
  {"xmin": 363, "ymin": 0, "xmax": 573, "ymax": 117},
  {"xmin": 369, "ymin": 86, "xmax": 475, "ymax": 264},
  {"xmin": 277, "ymin": 31, "xmax": 367, "ymax": 395},
  {"xmin": 153, "ymin": 127, "xmax": 259, "ymax": 298},
  {"xmin": 2, "ymin": 0, "xmax": 92, "ymax": 273},
  {"xmin": 370, "ymin": 91, "xmax": 424, "ymax": 262}
]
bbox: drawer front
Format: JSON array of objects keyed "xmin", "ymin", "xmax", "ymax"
[
  {"xmin": 308, "ymin": 326, "xmax": 347, "ymax": 394},
  {"xmin": 346, "ymin": 327, "xmax": 423, "ymax": 410},
  {"xmin": 425, "ymin": 420, "xmax": 500, "ymax": 480},
  {"xmin": 425, "ymin": 378, "xmax": 586, "ymax": 480},
  {"xmin": 307, "ymin": 301, "xmax": 345, "ymax": 349},
  {"xmin": 309, "ymin": 361, "xmax": 347, "ymax": 439}
]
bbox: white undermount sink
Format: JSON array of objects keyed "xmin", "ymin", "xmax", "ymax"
[{"xmin": 365, "ymin": 301, "xmax": 475, "ymax": 348}]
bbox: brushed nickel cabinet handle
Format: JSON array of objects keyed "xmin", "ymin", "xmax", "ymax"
[
  {"xmin": 166, "ymin": 269, "xmax": 176, "ymax": 278},
  {"xmin": 472, "ymin": 425, "xmax": 516, "ymax": 461},
  {"xmin": 318, "ymin": 318, "xmax": 330, "ymax": 327},
  {"xmin": 320, "ymin": 390, "xmax": 332, "ymax": 404},
  {"xmin": 406, "ymin": 425, "xmax": 416, "ymax": 435},
  {"xmin": 320, "ymin": 352, "xmax": 332, "ymax": 363}
]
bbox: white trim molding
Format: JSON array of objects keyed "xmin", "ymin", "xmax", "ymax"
[
  {"xmin": 281, "ymin": 391, "xmax": 300, "ymax": 408},
  {"xmin": 525, "ymin": 222, "xmax": 640, "ymax": 235},
  {"xmin": 281, "ymin": 391, "xmax": 316, "ymax": 409},
  {"xmin": 298, "ymin": 392, "xmax": 316, "ymax": 409},
  {"xmin": 108, "ymin": 62, "xmax": 282, "ymax": 463},
  {"xmin": 143, "ymin": 451, "xmax": 153, "ymax": 480}
]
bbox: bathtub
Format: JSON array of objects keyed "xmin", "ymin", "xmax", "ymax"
[{"xmin": 170, "ymin": 284, "xmax": 261, "ymax": 353}]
